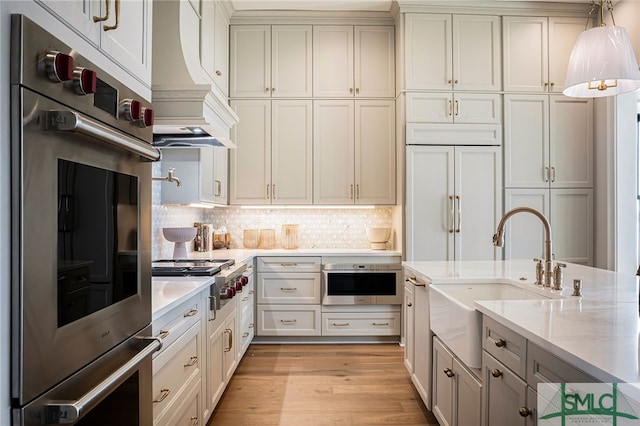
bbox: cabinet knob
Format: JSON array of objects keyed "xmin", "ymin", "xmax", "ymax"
[
  {"xmin": 454, "ymin": 79, "xmax": 459, "ymax": 84},
  {"xmin": 494, "ymin": 338, "xmax": 506, "ymax": 348},
  {"xmin": 349, "ymin": 88, "xmax": 354, "ymax": 94},
  {"xmin": 407, "ymin": 302, "xmax": 412, "ymax": 307},
  {"xmin": 444, "ymin": 368, "xmax": 454, "ymax": 378},
  {"xmin": 215, "ymin": 70, "xmax": 222, "ymax": 76},
  {"xmin": 491, "ymin": 369, "xmax": 503, "ymax": 378},
  {"xmin": 519, "ymin": 407, "xmax": 532, "ymax": 417},
  {"xmin": 447, "ymin": 79, "xmax": 452, "ymax": 84}
]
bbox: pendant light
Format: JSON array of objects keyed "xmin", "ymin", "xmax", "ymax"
[{"xmin": 563, "ymin": 0, "xmax": 640, "ymax": 98}]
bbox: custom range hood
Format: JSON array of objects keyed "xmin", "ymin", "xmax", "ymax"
[{"xmin": 152, "ymin": 1, "xmax": 238, "ymax": 149}]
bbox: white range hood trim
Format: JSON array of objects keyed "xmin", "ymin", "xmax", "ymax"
[{"xmin": 152, "ymin": 84, "xmax": 239, "ymax": 149}]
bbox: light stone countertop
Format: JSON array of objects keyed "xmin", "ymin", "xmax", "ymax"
[
  {"xmin": 402, "ymin": 259, "xmax": 639, "ymax": 383},
  {"xmin": 152, "ymin": 249, "xmax": 402, "ymax": 321}
]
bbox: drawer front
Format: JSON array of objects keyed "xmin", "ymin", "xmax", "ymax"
[
  {"xmin": 153, "ymin": 376, "xmax": 201, "ymax": 426},
  {"xmin": 257, "ymin": 256, "xmax": 321, "ymax": 272},
  {"xmin": 527, "ymin": 342, "xmax": 597, "ymax": 386},
  {"xmin": 321, "ymin": 312, "xmax": 400, "ymax": 336},
  {"xmin": 257, "ymin": 305, "xmax": 321, "ymax": 336},
  {"xmin": 153, "ymin": 295, "xmax": 202, "ymax": 357},
  {"xmin": 258, "ymin": 273, "xmax": 321, "ymax": 304},
  {"xmin": 152, "ymin": 322, "xmax": 202, "ymax": 419},
  {"xmin": 483, "ymin": 316, "xmax": 527, "ymax": 379}
]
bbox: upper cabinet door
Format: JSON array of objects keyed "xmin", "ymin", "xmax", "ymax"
[
  {"xmin": 452, "ymin": 15, "xmax": 501, "ymax": 91},
  {"xmin": 230, "ymin": 25, "xmax": 271, "ymax": 97},
  {"xmin": 35, "ymin": 0, "xmax": 101, "ymax": 45},
  {"xmin": 272, "ymin": 26, "xmax": 313, "ymax": 97},
  {"xmin": 404, "ymin": 13, "xmax": 452, "ymax": 91},
  {"xmin": 313, "ymin": 26, "xmax": 354, "ymax": 97},
  {"xmin": 503, "ymin": 16, "xmax": 548, "ymax": 92},
  {"xmin": 354, "ymin": 26, "xmax": 395, "ymax": 98},
  {"xmin": 200, "ymin": 0, "xmax": 230, "ymax": 93},
  {"xmin": 547, "ymin": 17, "xmax": 587, "ymax": 94}
]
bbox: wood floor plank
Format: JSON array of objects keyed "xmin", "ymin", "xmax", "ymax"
[{"xmin": 207, "ymin": 343, "xmax": 438, "ymax": 425}]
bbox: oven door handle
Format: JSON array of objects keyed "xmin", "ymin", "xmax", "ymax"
[
  {"xmin": 44, "ymin": 110, "xmax": 161, "ymax": 161},
  {"xmin": 45, "ymin": 337, "xmax": 162, "ymax": 424}
]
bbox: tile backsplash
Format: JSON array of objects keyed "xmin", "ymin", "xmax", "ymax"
[{"xmin": 152, "ymin": 163, "xmax": 394, "ymax": 258}]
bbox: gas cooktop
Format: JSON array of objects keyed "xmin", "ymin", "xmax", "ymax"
[{"xmin": 151, "ymin": 258, "xmax": 235, "ymax": 277}]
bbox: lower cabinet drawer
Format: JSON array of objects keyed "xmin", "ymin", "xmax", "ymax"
[
  {"xmin": 257, "ymin": 305, "xmax": 321, "ymax": 336},
  {"xmin": 152, "ymin": 321, "xmax": 202, "ymax": 420},
  {"xmin": 321, "ymin": 312, "xmax": 400, "ymax": 336},
  {"xmin": 527, "ymin": 342, "xmax": 597, "ymax": 386},
  {"xmin": 483, "ymin": 316, "xmax": 527, "ymax": 379},
  {"xmin": 153, "ymin": 376, "xmax": 201, "ymax": 426}
]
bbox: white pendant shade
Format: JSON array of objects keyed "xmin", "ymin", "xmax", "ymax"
[{"xmin": 563, "ymin": 25, "xmax": 640, "ymax": 98}]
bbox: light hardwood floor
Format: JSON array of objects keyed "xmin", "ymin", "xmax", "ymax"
[{"xmin": 208, "ymin": 343, "xmax": 438, "ymax": 425}]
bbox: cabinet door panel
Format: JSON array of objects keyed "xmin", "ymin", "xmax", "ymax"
[
  {"xmin": 483, "ymin": 352, "xmax": 527, "ymax": 426},
  {"xmin": 35, "ymin": 0, "xmax": 101, "ymax": 45},
  {"xmin": 504, "ymin": 95, "xmax": 549, "ymax": 187},
  {"xmin": 454, "ymin": 358, "xmax": 482, "ymax": 426},
  {"xmin": 455, "ymin": 147, "xmax": 500, "ymax": 261},
  {"xmin": 213, "ymin": 1, "xmax": 230, "ymax": 92},
  {"xmin": 406, "ymin": 146, "xmax": 454, "ymax": 261},
  {"xmin": 355, "ymin": 26, "xmax": 395, "ymax": 97},
  {"xmin": 313, "ymin": 100, "xmax": 355, "ymax": 204},
  {"xmin": 272, "ymin": 100, "xmax": 313, "ymax": 204},
  {"xmin": 551, "ymin": 189, "xmax": 593, "ymax": 265},
  {"xmin": 272, "ymin": 25, "xmax": 313, "ymax": 97},
  {"xmin": 230, "ymin": 100, "xmax": 271, "ymax": 204},
  {"xmin": 413, "ymin": 285, "xmax": 431, "ymax": 409},
  {"xmin": 454, "ymin": 93, "xmax": 501, "ymax": 124},
  {"xmin": 406, "ymin": 93, "xmax": 452, "ymax": 123},
  {"xmin": 453, "ymin": 14, "xmax": 501, "ymax": 91},
  {"xmin": 549, "ymin": 96, "xmax": 593, "ymax": 188},
  {"xmin": 432, "ymin": 337, "xmax": 454, "ymax": 426},
  {"xmin": 503, "ymin": 17, "xmax": 548, "ymax": 92},
  {"xmin": 503, "ymin": 189, "xmax": 550, "ymax": 261},
  {"xmin": 355, "ymin": 100, "xmax": 396, "ymax": 204},
  {"xmin": 313, "ymin": 26, "xmax": 354, "ymax": 97},
  {"xmin": 230, "ymin": 26, "xmax": 271, "ymax": 97},
  {"xmin": 404, "ymin": 13, "xmax": 451, "ymax": 90},
  {"xmin": 548, "ymin": 17, "xmax": 587, "ymax": 93},
  {"xmin": 403, "ymin": 283, "xmax": 415, "ymax": 373}
]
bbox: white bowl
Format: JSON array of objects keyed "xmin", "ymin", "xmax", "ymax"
[
  {"xmin": 162, "ymin": 227, "xmax": 197, "ymax": 258},
  {"xmin": 366, "ymin": 227, "xmax": 390, "ymax": 250}
]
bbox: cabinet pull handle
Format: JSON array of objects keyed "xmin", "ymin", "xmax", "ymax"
[
  {"xmin": 183, "ymin": 356, "xmax": 198, "ymax": 367},
  {"xmin": 242, "ymin": 296, "xmax": 249, "ymax": 301},
  {"xmin": 249, "ymin": 323, "xmax": 254, "ymax": 328},
  {"xmin": 444, "ymin": 368, "xmax": 454, "ymax": 378},
  {"xmin": 455, "ymin": 195, "xmax": 461, "ymax": 233},
  {"xmin": 158, "ymin": 330, "xmax": 169, "ymax": 340},
  {"xmin": 214, "ymin": 179, "xmax": 221, "ymax": 197},
  {"xmin": 448, "ymin": 99, "xmax": 453, "ymax": 116},
  {"xmin": 153, "ymin": 388, "xmax": 170, "ymax": 403},
  {"xmin": 551, "ymin": 167, "xmax": 556, "ymax": 182},
  {"xmin": 448, "ymin": 195, "xmax": 455, "ymax": 233},
  {"xmin": 183, "ymin": 309, "xmax": 198, "ymax": 318},
  {"xmin": 333, "ymin": 322, "xmax": 350, "ymax": 327},
  {"xmin": 243, "ymin": 332, "xmax": 250, "ymax": 337},
  {"xmin": 494, "ymin": 338, "xmax": 507, "ymax": 348},
  {"xmin": 406, "ymin": 276, "xmax": 427, "ymax": 286},
  {"xmin": 280, "ymin": 319, "xmax": 297, "ymax": 323},
  {"xmin": 280, "ymin": 262, "xmax": 298, "ymax": 267},
  {"xmin": 491, "ymin": 369, "xmax": 503, "ymax": 377},
  {"xmin": 280, "ymin": 287, "xmax": 297, "ymax": 291},
  {"xmin": 266, "ymin": 184, "xmax": 270, "ymax": 199},
  {"xmin": 272, "ymin": 184, "xmax": 276, "ymax": 199},
  {"xmin": 224, "ymin": 328, "xmax": 233, "ymax": 352},
  {"xmin": 103, "ymin": 0, "xmax": 120, "ymax": 31},
  {"xmin": 356, "ymin": 184, "xmax": 360, "ymax": 199},
  {"xmin": 372, "ymin": 322, "xmax": 389, "ymax": 326},
  {"xmin": 455, "ymin": 100, "xmax": 459, "ymax": 116},
  {"xmin": 544, "ymin": 166, "xmax": 550, "ymax": 182},
  {"xmin": 519, "ymin": 407, "xmax": 533, "ymax": 417},
  {"xmin": 249, "ymin": 290, "xmax": 255, "ymax": 295},
  {"xmin": 349, "ymin": 88, "xmax": 354, "ymax": 94},
  {"xmin": 208, "ymin": 295, "xmax": 217, "ymax": 321},
  {"xmin": 93, "ymin": 0, "xmax": 111, "ymax": 22},
  {"xmin": 190, "ymin": 416, "xmax": 199, "ymax": 426},
  {"xmin": 407, "ymin": 302, "xmax": 412, "ymax": 307},
  {"xmin": 350, "ymin": 184, "xmax": 354, "ymax": 199}
]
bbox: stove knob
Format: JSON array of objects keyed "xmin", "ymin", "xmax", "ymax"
[
  {"xmin": 41, "ymin": 51, "xmax": 74, "ymax": 82},
  {"xmin": 235, "ymin": 280, "xmax": 243, "ymax": 292},
  {"xmin": 120, "ymin": 99, "xmax": 143, "ymax": 122},
  {"xmin": 139, "ymin": 107, "xmax": 154, "ymax": 127},
  {"xmin": 227, "ymin": 287, "xmax": 235, "ymax": 299},
  {"xmin": 241, "ymin": 276, "xmax": 249, "ymax": 286},
  {"xmin": 70, "ymin": 67, "xmax": 97, "ymax": 95}
]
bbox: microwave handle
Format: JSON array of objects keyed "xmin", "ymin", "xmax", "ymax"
[
  {"xmin": 45, "ymin": 337, "xmax": 162, "ymax": 424},
  {"xmin": 44, "ymin": 110, "xmax": 161, "ymax": 161}
]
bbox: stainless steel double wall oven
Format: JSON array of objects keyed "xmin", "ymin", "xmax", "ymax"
[{"xmin": 11, "ymin": 15, "xmax": 161, "ymax": 425}]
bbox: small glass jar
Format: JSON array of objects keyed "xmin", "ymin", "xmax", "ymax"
[{"xmin": 281, "ymin": 224, "xmax": 299, "ymax": 249}]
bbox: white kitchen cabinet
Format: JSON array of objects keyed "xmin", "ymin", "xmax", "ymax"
[
  {"xmin": 403, "ymin": 280, "xmax": 415, "ymax": 374},
  {"xmin": 201, "ymin": 0, "xmax": 230, "ymax": 94},
  {"xmin": 504, "ymin": 188, "xmax": 593, "ymax": 265},
  {"xmin": 406, "ymin": 145, "xmax": 501, "ymax": 261},
  {"xmin": 404, "ymin": 13, "xmax": 501, "ymax": 91},
  {"xmin": 313, "ymin": 26, "xmax": 395, "ymax": 98},
  {"xmin": 237, "ymin": 264, "xmax": 255, "ymax": 358},
  {"xmin": 433, "ymin": 336, "xmax": 482, "ymax": 426},
  {"xmin": 160, "ymin": 147, "xmax": 228, "ymax": 205},
  {"xmin": 483, "ymin": 351, "xmax": 529, "ymax": 426},
  {"xmin": 36, "ymin": 0, "xmax": 152, "ymax": 88},
  {"xmin": 230, "ymin": 99, "xmax": 313, "ymax": 205},
  {"xmin": 503, "ymin": 16, "xmax": 586, "ymax": 93},
  {"xmin": 321, "ymin": 311, "xmax": 400, "ymax": 336},
  {"xmin": 406, "ymin": 92, "xmax": 501, "ymax": 124},
  {"xmin": 230, "ymin": 25, "xmax": 312, "ymax": 98},
  {"xmin": 313, "ymin": 99, "xmax": 396, "ymax": 205},
  {"xmin": 504, "ymin": 94, "xmax": 593, "ymax": 189}
]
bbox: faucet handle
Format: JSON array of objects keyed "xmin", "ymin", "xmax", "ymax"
[
  {"xmin": 553, "ymin": 262, "xmax": 566, "ymax": 290},
  {"xmin": 533, "ymin": 258, "xmax": 544, "ymax": 286}
]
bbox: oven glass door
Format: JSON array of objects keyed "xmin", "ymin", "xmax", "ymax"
[
  {"xmin": 14, "ymin": 89, "xmax": 152, "ymax": 405},
  {"xmin": 326, "ymin": 272, "xmax": 398, "ymax": 296}
]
